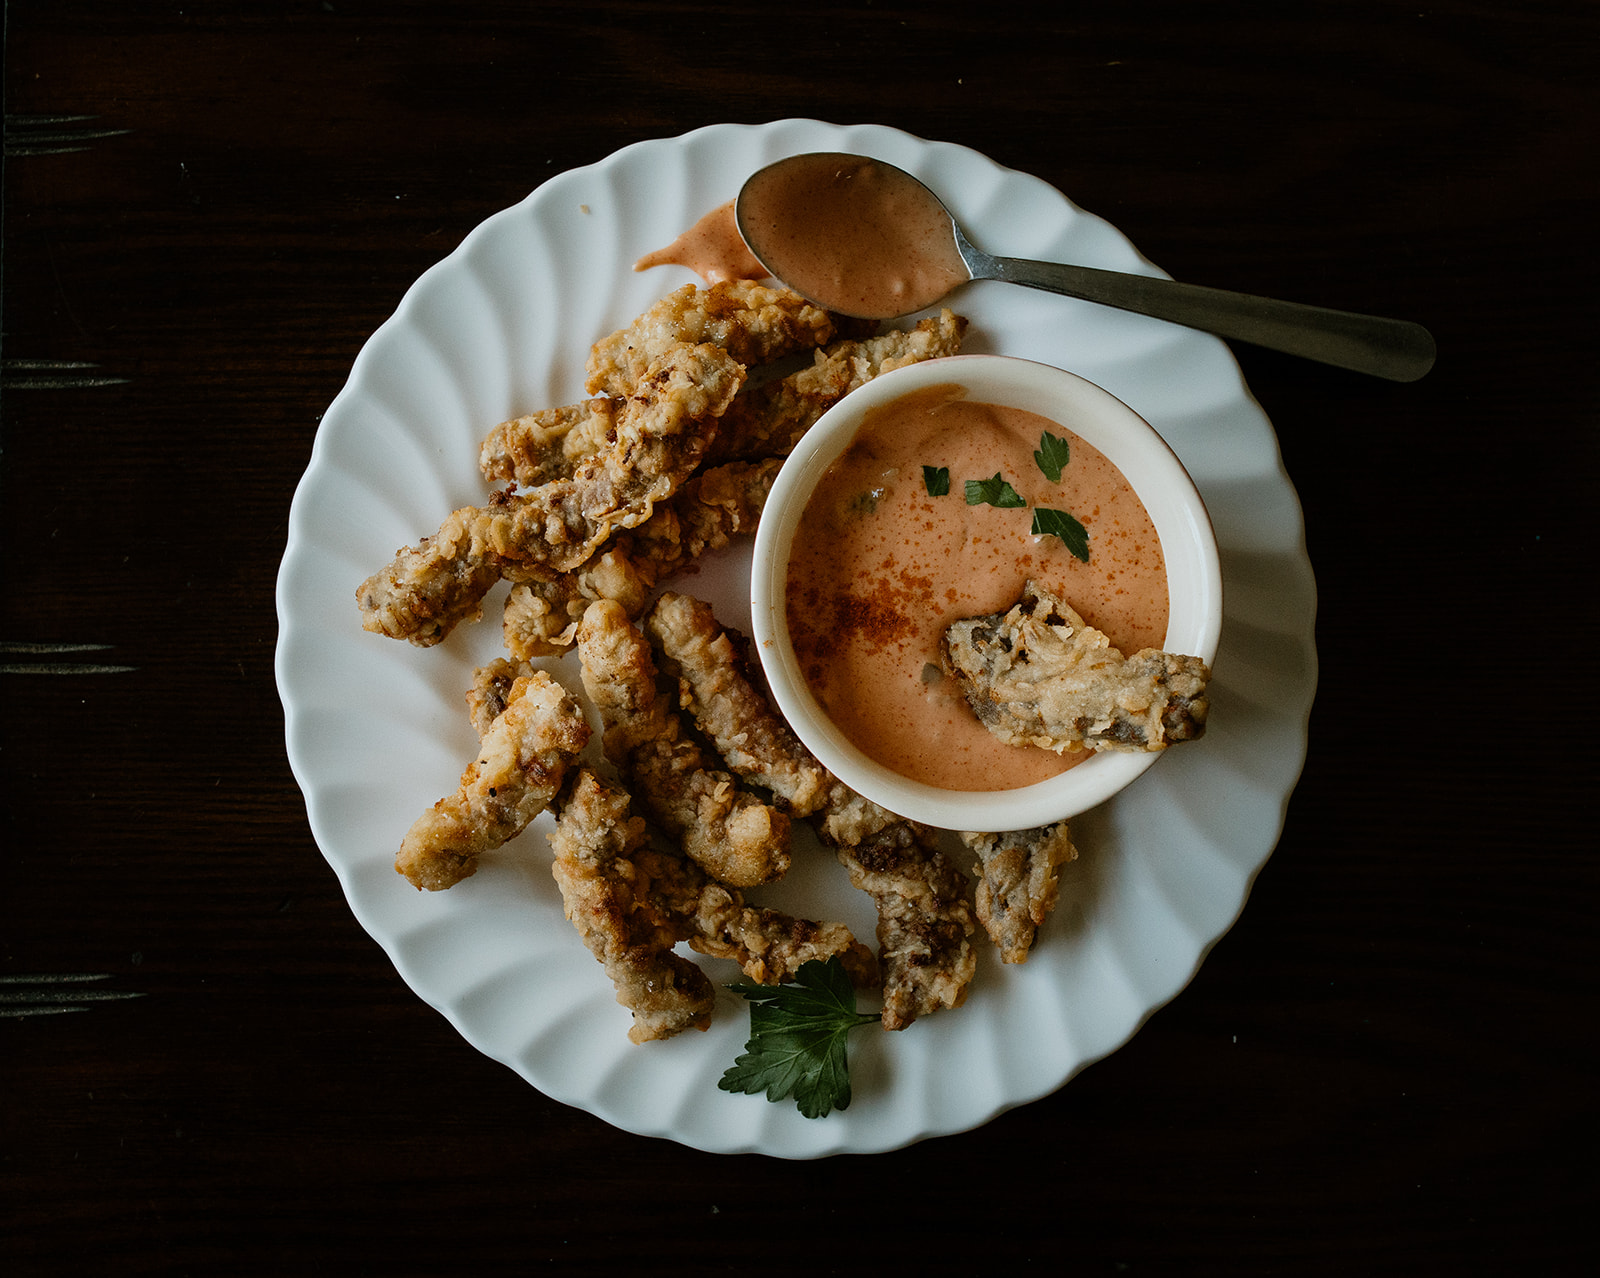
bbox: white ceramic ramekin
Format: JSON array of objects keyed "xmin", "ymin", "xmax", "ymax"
[{"xmin": 750, "ymin": 354, "xmax": 1222, "ymax": 832}]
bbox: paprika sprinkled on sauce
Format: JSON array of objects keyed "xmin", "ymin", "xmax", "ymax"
[{"xmin": 785, "ymin": 384, "xmax": 1169, "ymax": 791}]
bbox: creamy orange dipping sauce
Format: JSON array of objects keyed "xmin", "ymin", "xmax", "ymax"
[
  {"xmin": 737, "ymin": 153, "xmax": 969, "ymax": 319},
  {"xmin": 785, "ymin": 385, "xmax": 1169, "ymax": 791}
]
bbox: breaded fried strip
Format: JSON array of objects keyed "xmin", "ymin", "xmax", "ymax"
[
  {"xmin": 395, "ymin": 671, "xmax": 591, "ymax": 891},
  {"xmin": 478, "ymin": 397, "xmax": 617, "ymax": 488},
  {"xmin": 644, "ymin": 592, "xmax": 831, "ymax": 818},
  {"xmin": 484, "ymin": 311, "xmax": 963, "ymax": 487},
  {"xmin": 706, "ymin": 309, "xmax": 969, "ymax": 464},
  {"xmin": 550, "ymin": 770, "xmax": 877, "ymax": 1043},
  {"xmin": 496, "ymin": 312, "xmax": 964, "ymax": 490},
  {"xmin": 824, "ymin": 802, "xmax": 978, "ymax": 1032},
  {"xmin": 549, "ymin": 769, "xmax": 715, "ymax": 1043},
  {"xmin": 357, "ymin": 342, "xmax": 744, "ymax": 646},
  {"xmin": 958, "ymin": 823, "xmax": 1076, "ymax": 964},
  {"xmin": 585, "ymin": 280, "xmax": 840, "ymax": 398},
  {"xmin": 942, "ymin": 580, "xmax": 1212, "ymax": 753},
  {"xmin": 502, "ymin": 457, "xmax": 780, "ymax": 659},
  {"xmin": 618, "ymin": 590, "xmax": 976, "ymax": 1026},
  {"xmin": 576, "ymin": 599, "xmax": 790, "ymax": 887}
]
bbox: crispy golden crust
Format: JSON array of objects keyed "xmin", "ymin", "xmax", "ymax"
[
  {"xmin": 489, "ymin": 312, "xmax": 962, "ymax": 487},
  {"xmin": 395, "ymin": 671, "xmax": 591, "ymax": 891},
  {"xmin": 478, "ymin": 398, "xmax": 618, "ymax": 488},
  {"xmin": 827, "ymin": 809, "xmax": 978, "ymax": 1032},
  {"xmin": 501, "ymin": 458, "xmax": 781, "ymax": 659},
  {"xmin": 942, "ymin": 580, "xmax": 1212, "ymax": 753},
  {"xmin": 958, "ymin": 823, "xmax": 1076, "ymax": 964},
  {"xmin": 685, "ymin": 885, "xmax": 878, "ymax": 990},
  {"xmin": 576, "ymin": 599, "xmax": 791, "ymax": 887},
  {"xmin": 548, "ymin": 769, "xmax": 715, "ymax": 1043},
  {"xmin": 584, "ymin": 280, "xmax": 840, "ymax": 398},
  {"xmin": 464, "ymin": 656, "xmax": 534, "ymax": 737},
  {"xmin": 357, "ymin": 342, "xmax": 744, "ymax": 646},
  {"xmin": 645, "ymin": 592, "xmax": 831, "ymax": 818},
  {"xmin": 549, "ymin": 769, "xmax": 877, "ymax": 1042},
  {"xmin": 627, "ymin": 590, "xmax": 976, "ymax": 1028},
  {"xmin": 706, "ymin": 309, "xmax": 968, "ymax": 465}
]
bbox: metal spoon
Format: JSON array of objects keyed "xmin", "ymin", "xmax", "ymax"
[{"xmin": 736, "ymin": 153, "xmax": 1435, "ymax": 383}]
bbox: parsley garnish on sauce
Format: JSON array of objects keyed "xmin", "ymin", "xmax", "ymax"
[
  {"xmin": 1032, "ymin": 507, "xmax": 1091, "ymax": 562},
  {"xmin": 964, "ymin": 473, "xmax": 1026, "ymax": 509},
  {"xmin": 1034, "ymin": 430, "xmax": 1072, "ymax": 483},
  {"xmin": 924, "ymin": 428, "xmax": 1091, "ymax": 563},
  {"xmin": 718, "ymin": 957, "xmax": 878, "ymax": 1119}
]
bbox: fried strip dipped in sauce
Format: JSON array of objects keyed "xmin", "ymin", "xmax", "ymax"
[
  {"xmin": 395, "ymin": 670, "xmax": 590, "ymax": 891},
  {"xmin": 357, "ymin": 342, "xmax": 744, "ymax": 646},
  {"xmin": 957, "ymin": 824, "xmax": 1076, "ymax": 964},
  {"xmin": 942, "ymin": 580, "xmax": 1211, "ymax": 753},
  {"xmin": 502, "ymin": 457, "xmax": 780, "ymax": 659},
  {"xmin": 576, "ymin": 599, "xmax": 790, "ymax": 887}
]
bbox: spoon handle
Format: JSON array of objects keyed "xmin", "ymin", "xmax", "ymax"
[{"xmin": 978, "ymin": 255, "xmax": 1436, "ymax": 382}]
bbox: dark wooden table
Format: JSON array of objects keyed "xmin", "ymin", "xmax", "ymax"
[{"xmin": 4, "ymin": 3, "xmax": 1594, "ymax": 1273}]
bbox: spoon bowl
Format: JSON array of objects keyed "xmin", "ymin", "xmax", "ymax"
[{"xmin": 736, "ymin": 152, "xmax": 1435, "ymax": 382}]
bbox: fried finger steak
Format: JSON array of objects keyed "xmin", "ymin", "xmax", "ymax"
[
  {"xmin": 943, "ymin": 580, "xmax": 1212, "ymax": 754},
  {"xmin": 705, "ymin": 309, "xmax": 969, "ymax": 465},
  {"xmin": 825, "ymin": 802, "xmax": 978, "ymax": 1032},
  {"xmin": 480, "ymin": 310, "xmax": 965, "ymax": 487},
  {"xmin": 395, "ymin": 670, "xmax": 591, "ymax": 891},
  {"xmin": 549, "ymin": 768, "xmax": 716, "ymax": 1043},
  {"xmin": 550, "ymin": 769, "xmax": 876, "ymax": 1043},
  {"xmin": 957, "ymin": 824, "xmax": 1077, "ymax": 964},
  {"xmin": 584, "ymin": 280, "xmax": 845, "ymax": 399},
  {"xmin": 478, "ymin": 397, "xmax": 617, "ymax": 489},
  {"xmin": 644, "ymin": 591, "xmax": 831, "ymax": 818},
  {"xmin": 487, "ymin": 314, "xmax": 968, "ymax": 658},
  {"xmin": 640, "ymin": 591, "xmax": 977, "ymax": 1030},
  {"xmin": 576, "ymin": 599, "xmax": 790, "ymax": 887},
  {"xmin": 357, "ymin": 341, "xmax": 744, "ymax": 646},
  {"xmin": 501, "ymin": 457, "xmax": 781, "ymax": 659}
]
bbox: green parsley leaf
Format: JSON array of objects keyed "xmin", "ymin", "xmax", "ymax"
[
  {"xmin": 1032, "ymin": 507, "xmax": 1091, "ymax": 563},
  {"xmin": 1034, "ymin": 431, "xmax": 1072, "ymax": 483},
  {"xmin": 922, "ymin": 464, "xmax": 950, "ymax": 496},
  {"xmin": 964, "ymin": 473, "xmax": 1026, "ymax": 509},
  {"xmin": 718, "ymin": 957, "xmax": 879, "ymax": 1119}
]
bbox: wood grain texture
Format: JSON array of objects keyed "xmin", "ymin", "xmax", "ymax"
[{"xmin": 3, "ymin": 2, "xmax": 1594, "ymax": 1274}]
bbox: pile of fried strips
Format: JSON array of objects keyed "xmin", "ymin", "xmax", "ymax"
[{"xmin": 357, "ymin": 281, "xmax": 1075, "ymax": 1041}]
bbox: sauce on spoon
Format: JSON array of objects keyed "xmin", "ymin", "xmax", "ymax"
[{"xmin": 736, "ymin": 153, "xmax": 969, "ymax": 319}]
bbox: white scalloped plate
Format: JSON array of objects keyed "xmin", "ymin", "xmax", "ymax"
[{"xmin": 275, "ymin": 120, "xmax": 1317, "ymax": 1157}]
